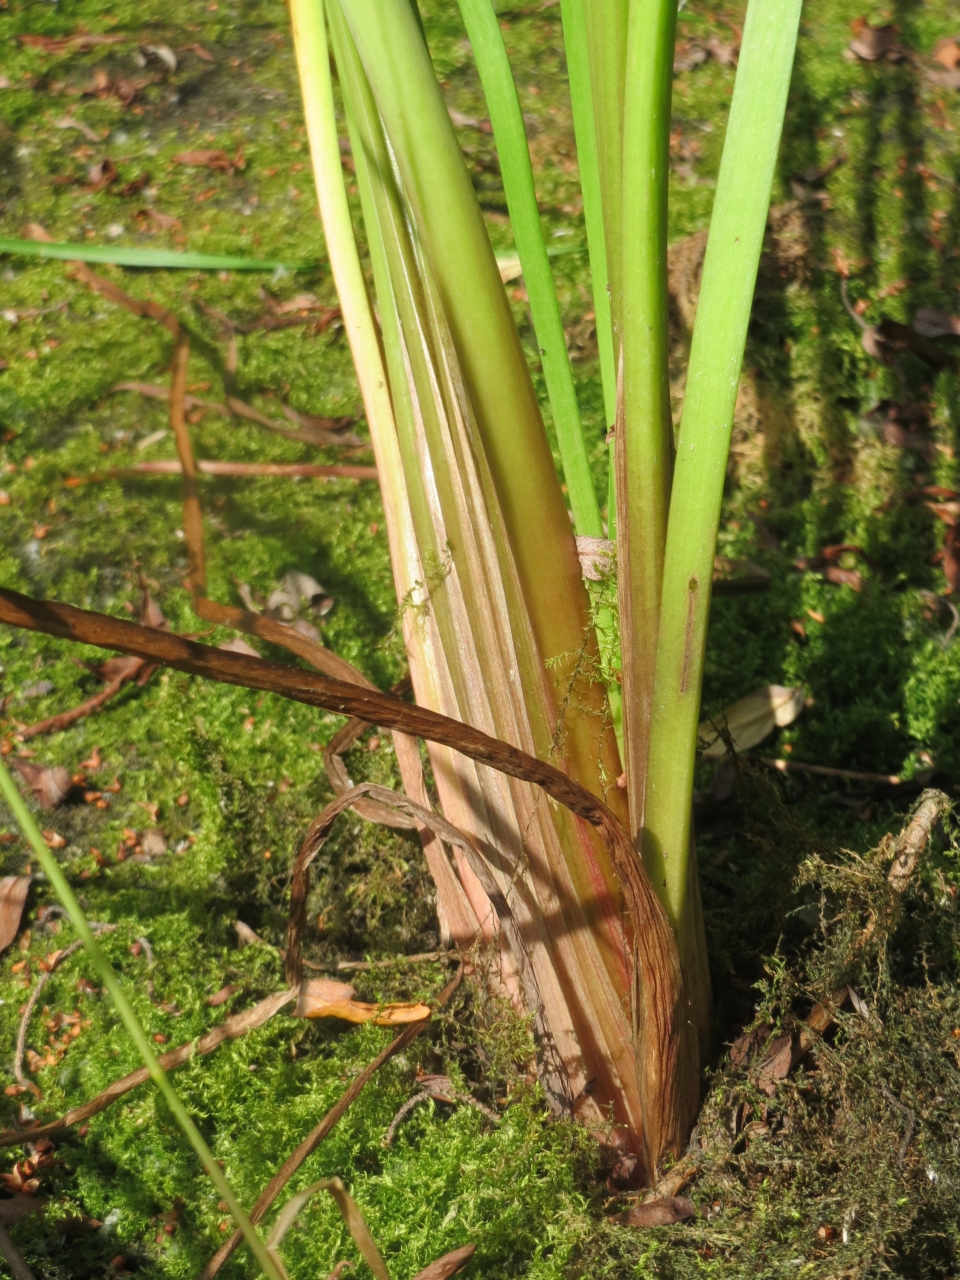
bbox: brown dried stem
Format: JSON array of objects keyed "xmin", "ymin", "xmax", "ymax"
[
  {"xmin": 0, "ymin": 989, "xmax": 296, "ymax": 1148},
  {"xmin": 0, "ymin": 586, "xmax": 684, "ymax": 1168}
]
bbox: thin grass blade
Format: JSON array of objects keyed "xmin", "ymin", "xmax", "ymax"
[
  {"xmin": 0, "ymin": 238, "xmax": 292, "ymax": 270},
  {"xmin": 0, "ymin": 758, "xmax": 282, "ymax": 1280}
]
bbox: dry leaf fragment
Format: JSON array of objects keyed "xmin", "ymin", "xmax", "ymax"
[
  {"xmin": 172, "ymin": 148, "xmax": 243, "ymax": 172},
  {"xmin": 293, "ymin": 977, "xmax": 357, "ymax": 1014},
  {"xmin": 575, "ymin": 535, "xmax": 615, "ymax": 581},
  {"xmin": 824, "ymin": 565, "xmax": 863, "ymax": 591},
  {"xmin": 674, "ymin": 41, "xmax": 708, "ymax": 71},
  {"xmin": 181, "ymin": 42, "xmax": 215, "ymax": 62},
  {"xmin": 294, "ymin": 979, "xmax": 430, "ymax": 1024},
  {"xmin": 140, "ymin": 44, "xmax": 177, "ymax": 73},
  {"xmin": 234, "ymin": 920, "xmax": 265, "ymax": 948},
  {"xmin": 11, "ymin": 760, "xmax": 72, "ymax": 809},
  {"xmin": 847, "ymin": 18, "xmax": 905, "ymax": 62},
  {"xmin": 85, "ymin": 158, "xmax": 117, "ymax": 192},
  {"xmin": 934, "ymin": 37, "xmax": 960, "ymax": 70},
  {"xmin": 133, "ymin": 207, "xmax": 183, "ymax": 232},
  {"xmin": 43, "ymin": 831, "xmax": 66, "ymax": 849},
  {"xmin": 614, "ymin": 1197, "xmax": 696, "ymax": 1226},
  {"xmin": 0, "ymin": 877, "xmax": 30, "ymax": 953},
  {"xmin": 698, "ymin": 685, "xmax": 804, "ymax": 760},
  {"xmin": 218, "ymin": 637, "xmax": 261, "ymax": 658},
  {"xmin": 411, "ymin": 1245, "xmax": 477, "ymax": 1280}
]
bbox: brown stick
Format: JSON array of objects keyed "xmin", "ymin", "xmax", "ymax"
[
  {"xmin": 756, "ymin": 756, "xmax": 902, "ymax": 786},
  {"xmin": 168, "ymin": 335, "xmax": 205, "ymax": 594},
  {"xmin": 0, "ymin": 586, "xmax": 684, "ymax": 1171},
  {"xmin": 0, "ymin": 1221, "xmax": 36, "ymax": 1280},
  {"xmin": 0, "ymin": 989, "xmax": 296, "ymax": 1148},
  {"xmin": 66, "ymin": 262, "xmax": 180, "ymax": 337},
  {"xmin": 90, "ymin": 460, "xmax": 378, "ymax": 480},
  {"xmin": 198, "ymin": 966, "xmax": 464, "ymax": 1280},
  {"xmin": 17, "ymin": 666, "xmax": 147, "ymax": 739}
]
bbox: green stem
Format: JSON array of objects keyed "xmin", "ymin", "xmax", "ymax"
[
  {"xmin": 616, "ymin": 0, "xmax": 677, "ymax": 838},
  {"xmin": 458, "ymin": 0, "xmax": 601, "ymax": 539},
  {"xmin": 643, "ymin": 0, "xmax": 803, "ymax": 926},
  {"xmin": 558, "ymin": 0, "xmax": 617, "ymax": 532},
  {"xmin": 0, "ymin": 758, "xmax": 282, "ymax": 1280}
]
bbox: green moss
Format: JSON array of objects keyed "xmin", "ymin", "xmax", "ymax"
[{"xmin": 3, "ymin": 0, "xmax": 960, "ymax": 1273}]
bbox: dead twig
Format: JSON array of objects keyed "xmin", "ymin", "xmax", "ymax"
[
  {"xmin": 86, "ymin": 460, "xmax": 377, "ymax": 480},
  {"xmin": 755, "ymin": 756, "xmax": 902, "ymax": 786},
  {"xmin": 13, "ymin": 929, "xmax": 115, "ymax": 1095},
  {"xmin": 384, "ymin": 1074, "xmax": 499, "ymax": 1145},
  {"xmin": 0, "ymin": 1220, "xmax": 36, "ymax": 1280},
  {"xmin": 169, "ymin": 334, "xmax": 205, "ymax": 594},
  {"xmin": 17, "ymin": 661, "xmax": 151, "ymax": 739},
  {"xmin": 0, "ymin": 989, "xmax": 295, "ymax": 1147},
  {"xmin": 198, "ymin": 966, "xmax": 464, "ymax": 1280},
  {"xmin": 881, "ymin": 1085, "xmax": 917, "ymax": 1165},
  {"xmin": 307, "ymin": 950, "xmax": 453, "ymax": 974}
]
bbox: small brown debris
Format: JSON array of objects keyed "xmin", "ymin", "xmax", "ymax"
[
  {"xmin": 172, "ymin": 148, "xmax": 245, "ymax": 172},
  {"xmin": 207, "ymin": 984, "xmax": 238, "ymax": 1007},
  {"xmin": 847, "ymin": 18, "xmax": 905, "ymax": 62},
  {"xmin": 614, "ymin": 1197, "xmax": 696, "ymax": 1227},
  {"xmin": 12, "ymin": 760, "xmax": 72, "ymax": 810},
  {"xmin": 0, "ymin": 877, "xmax": 30, "ymax": 954}
]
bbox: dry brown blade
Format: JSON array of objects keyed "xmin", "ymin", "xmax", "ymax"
[
  {"xmin": 98, "ymin": 461, "xmax": 378, "ymax": 479},
  {"xmin": 168, "ymin": 335, "xmax": 206, "ymax": 594},
  {"xmin": 198, "ymin": 965, "xmax": 464, "ymax": 1280},
  {"xmin": 285, "ymin": 783, "xmax": 576, "ymax": 1104},
  {"xmin": 267, "ymin": 1177, "xmax": 390, "ymax": 1280},
  {"xmin": 0, "ymin": 877, "xmax": 31, "ymax": 953},
  {"xmin": 410, "ymin": 1245, "xmax": 476, "ymax": 1280},
  {"xmin": 0, "ymin": 587, "xmax": 684, "ymax": 1165},
  {"xmin": 15, "ymin": 937, "xmax": 81, "ymax": 1092},
  {"xmin": 18, "ymin": 666, "xmax": 147, "ymax": 739},
  {"xmin": 0, "ymin": 989, "xmax": 295, "ymax": 1148},
  {"xmin": 66, "ymin": 261, "xmax": 180, "ymax": 337}
]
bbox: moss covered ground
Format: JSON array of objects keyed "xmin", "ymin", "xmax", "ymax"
[{"xmin": 2, "ymin": 0, "xmax": 960, "ymax": 1275}]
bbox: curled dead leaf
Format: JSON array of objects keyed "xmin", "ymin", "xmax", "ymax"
[
  {"xmin": 699, "ymin": 685, "xmax": 804, "ymax": 760},
  {"xmin": 12, "ymin": 759, "xmax": 72, "ymax": 809},
  {"xmin": 172, "ymin": 148, "xmax": 244, "ymax": 172},
  {"xmin": 0, "ymin": 877, "xmax": 30, "ymax": 953},
  {"xmin": 294, "ymin": 980, "xmax": 430, "ymax": 1025},
  {"xmin": 614, "ymin": 1196, "xmax": 696, "ymax": 1226},
  {"xmin": 847, "ymin": 18, "xmax": 905, "ymax": 62},
  {"xmin": 411, "ymin": 1244, "xmax": 477, "ymax": 1280}
]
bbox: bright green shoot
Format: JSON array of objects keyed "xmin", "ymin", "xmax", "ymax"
[
  {"xmin": 286, "ymin": 0, "xmax": 802, "ymax": 1179},
  {"xmin": 0, "ymin": 758, "xmax": 283, "ymax": 1280}
]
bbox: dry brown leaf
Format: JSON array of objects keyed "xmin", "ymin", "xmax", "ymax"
[
  {"xmin": 293, "ymin": 977, "xmax": 356, "ymax": 1015},
  {"xmin": 934, "ymin": 37, "xmax": 960, "ymax": 70},
  {"xmin": 575, "ymin": 535, "xmax": 615, "ymax": 581},
  {"xmin": 85, "ymin": 158, "xmax": 117, "ymax": 192},
  {"xmin": 172, "ymin": 149, "xmax": 243, "ymax": 172},
  {"xmin": 674, "ymin": 41, "xmax": 708, "ymax": 71},
  {"xmin": 847, "ymin": 18, "xmax": 904, "ymax": 62},
  {"xmin": 824, "ymin": 565, "xmax": 863, "ymax": 591},
  {"xmin": 411, "ymin": 1245, "xmax": 477, "ymax": 1280},
  {"xmin": 11, "ymin": 760, "xmax": 72, "ymax": 809},
  {"xmin": 614, "ymin": 1197, "xmax": 696, "ymax": 1226},
  {"xmin": 0, "ymin": 877, "xmax": 30, "ymax": 953},
  {"xmin": 181, "ymin": 42, "xmax": 215, "ymax": 62},
  {"xmin": 699, "ymin": 685, "xmax": 804, "ymax": 760},
  {"xmin": 133, "ymin": 207, "xmax": 183, "ymax": 233}
]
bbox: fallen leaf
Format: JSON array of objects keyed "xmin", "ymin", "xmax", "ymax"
[
  {"xmin": 847, "ymin": 18, "xmax": 904, "ymax": 62},
  {"xmin": 411, "ymin": 1245, "xmax": 477, "ymax": 1280},
  {"xmin": 674, "ymin": 41, "xmax": 708, "ymax": 71},
  {"xmin": 43, "ymin": 831, "xmax": 66, "ymax": 849},
  {"xmin": 824, "ymin": 565, "xmax": 863, "ymax": 591},
  {"xmin": 12, "ymin": 760, "xmax": 72, "ymax": 809},
  {"xmin": 699, "ymin": 686, "xmax": 804, "ymax": 760},
  {"xmin": 172, "ymin": 148, "xmax": 242, "ymax": 172},
  {"xmin": 496, "ymin": 252, "xmax": 523, "ymax": 283},
  {"xmin": 118, "ymin": 172, "xmax": 151, "ymax": 197},
  {"xmin": 140, "ymin": 829, "xmax": 167, "ymax": 858},
  {"xmin": 181, "ymin": 42, "xmax": 215, "ymax": 62},
  {"xmin": 293, "ymin": 978, "xmax": 358, "ymax": 1015},
  {"xmin": 706, "ymin": 34, "xmax": 739, "ymax": 66},
  {"xmin": 0, "ymin": 877, "xmax": 30, "ymax": 953},
  {"xmin": 934, "ymin": 37, "xmax": 960, "ymax": 70},
  {"xmin": 85, "ymin": 158, "xmax": 117, "ymax": 192},
  {"xmin": 614, "ymin": 1197, "xmax": 696, "ymax": 1227},
  {"xmin": 133, "ymin": 207, "xmax": 183, "ymax": 232}
]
